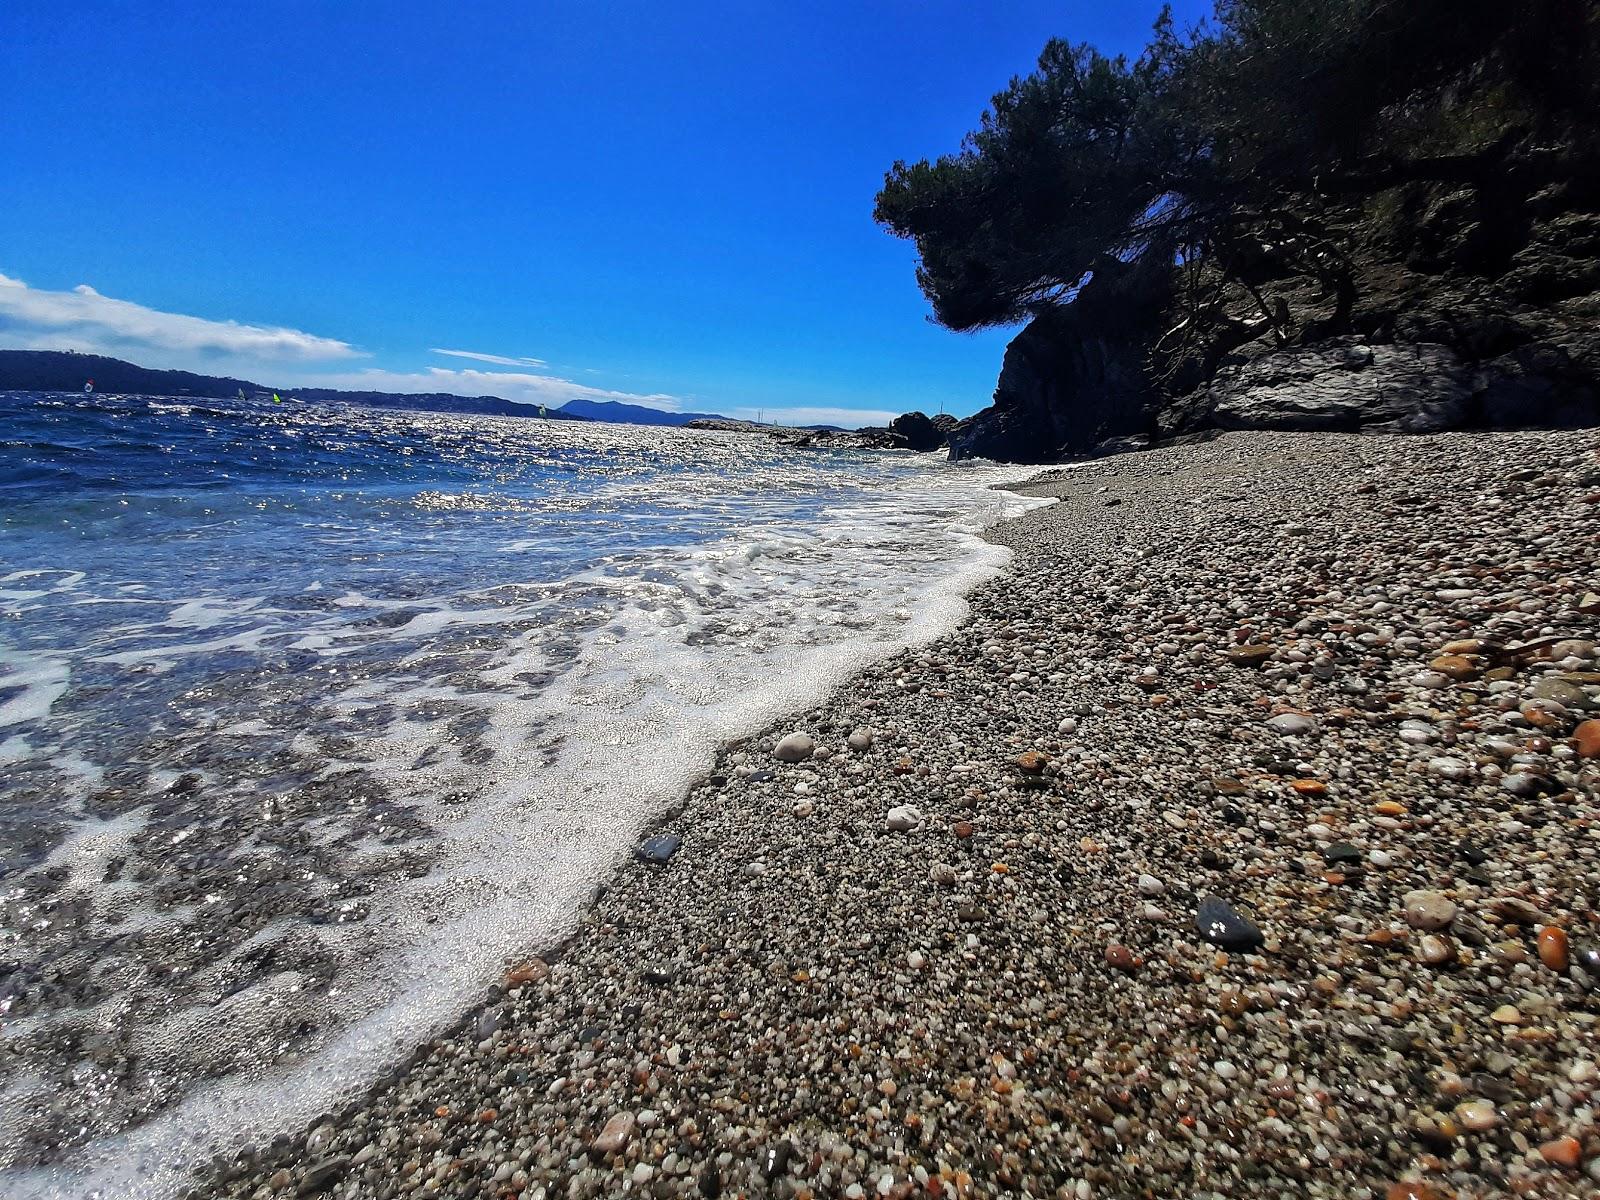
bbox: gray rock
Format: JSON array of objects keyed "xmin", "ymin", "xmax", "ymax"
[
  {"xmin": 1402, "ymin": 889, "xmax": 1457, "ymax": 930},
  {"xmin": 1322, "ymin": 842, "xmax": 1362, "ymax": 866},
  {"xmin": 297, "ymin": 1157, "xmax": 349, "ymax": 1196},
  {"xmin": 1266, "ymin": 712, "xmax": 1318, "ymax": 735},
  {"xmin": 1195, "ymin": 897, "xmax": 1264, "ymax": 951},
  {"xmin": 1531, "ymin": 676, "xmax": 1588, "ymax": 707},
  {"xmin": 885, "ymin": 805, "xmax": 923, "ymax": 832},
  {"xmin": 1208, "ymin": 339, "xmax": 1475, "ymax": 433},
  {"xmin": 635, "ymin": 835, "xmax": 682, "ymax": 865},
  {"xmin": 773, "ymin": 733, "xmax": 816, "ymax": 762}
]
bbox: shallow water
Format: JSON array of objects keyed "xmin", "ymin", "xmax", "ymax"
[{"xmin": 0, "ymin": 391, "xmax": 1042, "ymax": 1197}]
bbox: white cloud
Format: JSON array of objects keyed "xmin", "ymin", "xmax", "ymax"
[
  {"xmin": 0, "ymin": 271, "xmax": 900, "ymax": 429},
  {"xmin": 431, "ymin": 348, "xmax": 547, "ymax": 368},
  {"xmin": 0, "ymin": 272, "xmax": 359, "ymax": 361},
  {"xmin": 282, "ymin": 366, "xmax": 687, "ymax": 413}
]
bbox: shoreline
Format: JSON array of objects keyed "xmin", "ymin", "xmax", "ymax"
[
  {"xmin": 0, "ymin": 426, "xmax": 1043, "ymax": 1200},
  {"xmin": 195, "ymin": 428, "xmax": 1597, "ymax": 1198}
]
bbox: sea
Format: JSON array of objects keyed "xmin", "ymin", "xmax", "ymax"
[{"xmin": 0, "ymin": 390, "xmax": 1044, "ymax": 1198}]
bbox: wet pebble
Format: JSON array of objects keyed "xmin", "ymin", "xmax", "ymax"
[{"xmin": 1195, "ymin": 897, "xmax": 1263, "ymax": 951}]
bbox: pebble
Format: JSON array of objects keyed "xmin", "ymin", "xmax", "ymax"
[
  {"xmin": 1265, "ymin": 711, "xmax": 1317, "ymax": 735},
  {"xmin": 773, "ymin": 732, "xmax": 816, "ymax": 762},
  {"xmin": 1386, "ymin": 1185, "xmax": 1452, "ymax": 1200},
  {"xmin": 1225, "ymin": 644, "xmax": 1276, "ymax": 667},
  {"xmin": 1575, "ymin": 718, "xmax": 1600, "ymax": 758},
  {"xmin": 635, "ymin": 835, "xmax": 682, "ymax": 865},
  {"xmin": 885, "ymin": 805, "xmax": 923, "ymax": 832},
  {"xmin": 1137, "ymin": 873, "xmax": 1165, "ymax": 896},
  {"xmin": 1418, "ymin": 935, "xmax": 1455, "ymax": 965},
  {"xmin": 761, "ymin": 1141, "xmax": 796, "ymax": 1181},
  {"xmin": 1015, "ymin": 751, "xmax": 1048, "ymax": 774},
  {"xmin": 1539, "ymin": 1136, "xmax": 1583, "ymax": 1167},
  {"xmin": 1195, "ymin": 896, "xmax": 1263, "ymax": 951},
  {"xmin": 1402, "ymin": 890, "xmax": 1457, "ymax": 930},
  {"xmin": 297, "ymin": 1157, "xmax": 348, "ymax": 1195},
  {"xmin": 1430, "ymin": 654, "xmax": 1479, "ymax": 680},
  {"xmin": 504, "ymin": 958, "xmax": 550, "ymax": 987},
  {"xmin": 1104, "ymin": 943, "xmax": 1138, "ymax": 973},
  {"xmin": 847, "ymin": 728, "xmax": 873, "ymax": 751},
  {"xmin": 1539, "ymin": 926, "xmax": 1570, "ymax": 971},
  {"xmin": 1455, "ymin": 1099, "xmax": 1500, "ymax": 1131},
  {"xmin": 592, "ymin": 1112, "xmax": 636, "ymax": 1154},
  {"xmin": 1532, "ymin": 677, "xmax": 1587, "ymax": 706}
]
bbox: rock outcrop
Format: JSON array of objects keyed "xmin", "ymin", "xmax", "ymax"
[
  {"xmin": 948, "ymin": 175, "xmax": 1600, "ymax": 462},
  {"xmin": 886, "ymin": 411, "xmax": 947, "ymax": 452},
  {"xmin": 1207, "ymin": 340, "xmax": 1477, "ymax": 433},
  {"xmin": 947, "ymin": 259, "xmax": 1172, "ymax": 462},
  {"xmin": 1197, "ymin": 332, "xmax": 1600, "ymax": 435}
]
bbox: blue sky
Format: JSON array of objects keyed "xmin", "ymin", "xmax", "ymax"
[{"xmin": 1, "ymin": 1, "xmax": 1208, "ymax": 427}]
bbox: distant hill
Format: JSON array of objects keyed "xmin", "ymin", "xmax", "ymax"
[
  {"xmin": 556, "ymin": 397, "xmax": 732, "ymax": 426},
  {"xmin": 0, "ymin": 350, "xmax": 588, "ymax": 421}
]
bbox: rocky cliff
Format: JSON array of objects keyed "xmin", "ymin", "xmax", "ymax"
[
  {"xmin": 946, "ymin": 257, "xmax": 1172, "ymax": 462},
  {"xmin": 950, "ymin": 174, "xmax": 1600, "ymax": 461}
]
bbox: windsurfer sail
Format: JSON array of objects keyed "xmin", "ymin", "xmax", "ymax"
[
  {"xmin": 84, "ymin": 379, "xmax": 94, "ymax": 394},
  {"xmin": 272, "ymin": 393, "xmax": 282, "ymax": 404}
]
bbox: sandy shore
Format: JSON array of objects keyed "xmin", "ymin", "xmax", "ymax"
[{"xmin": 209, "ymin": 428, "xmax": 1600, "ymax": 1200}]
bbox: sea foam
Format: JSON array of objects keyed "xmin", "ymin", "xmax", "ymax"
[{"xmin": 0, "ymin": 392, "xmax": 1049, "ymax": 1198}]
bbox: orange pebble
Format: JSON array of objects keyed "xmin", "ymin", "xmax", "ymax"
[
  {"xmin": 1291, "ymin": 779, "xmax": 1327, "ymax": 796},
  {"xmin": 1104, "ymin": 944, "xmax": 1138, "ymax": 973},
  {"xmin": 1539, "ymin": 1136, "xmax": 1582, "ymax": 1167},
  {"xmin": 1576, "ymin": 719, "xmax": 1600, "ymax": 759},
  {"xmin": 1386, "ymin": 1184, "xmax": 1453, "ymax": 1200},
  {"xmin": 1015, "ymin": 751, "xmax": 1048, "ymax": 774},
  {"xmin": 1539, "ymin": 926, "xmax": 1570, "ymax": 971},
  {"xmin": 1374, "ymin": 800, "xmax": 1407, "ymax": 816}
]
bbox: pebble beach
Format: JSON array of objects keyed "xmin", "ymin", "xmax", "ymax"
[{"xmin": 211, "ymin": 428, "xmax": 1600, "ymax": 1200}]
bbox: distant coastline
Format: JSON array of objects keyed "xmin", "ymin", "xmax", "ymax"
[
  {"xmin": 0, "ymin": 349, "xmax": 771, "ymax": 429},
  {"xmin": 0, "ymin": 349, "xmax": 959, "ymax": 450},
  {"xmin": 0, "ymin": 348, "xmax": 591, "ymax": 423}
]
